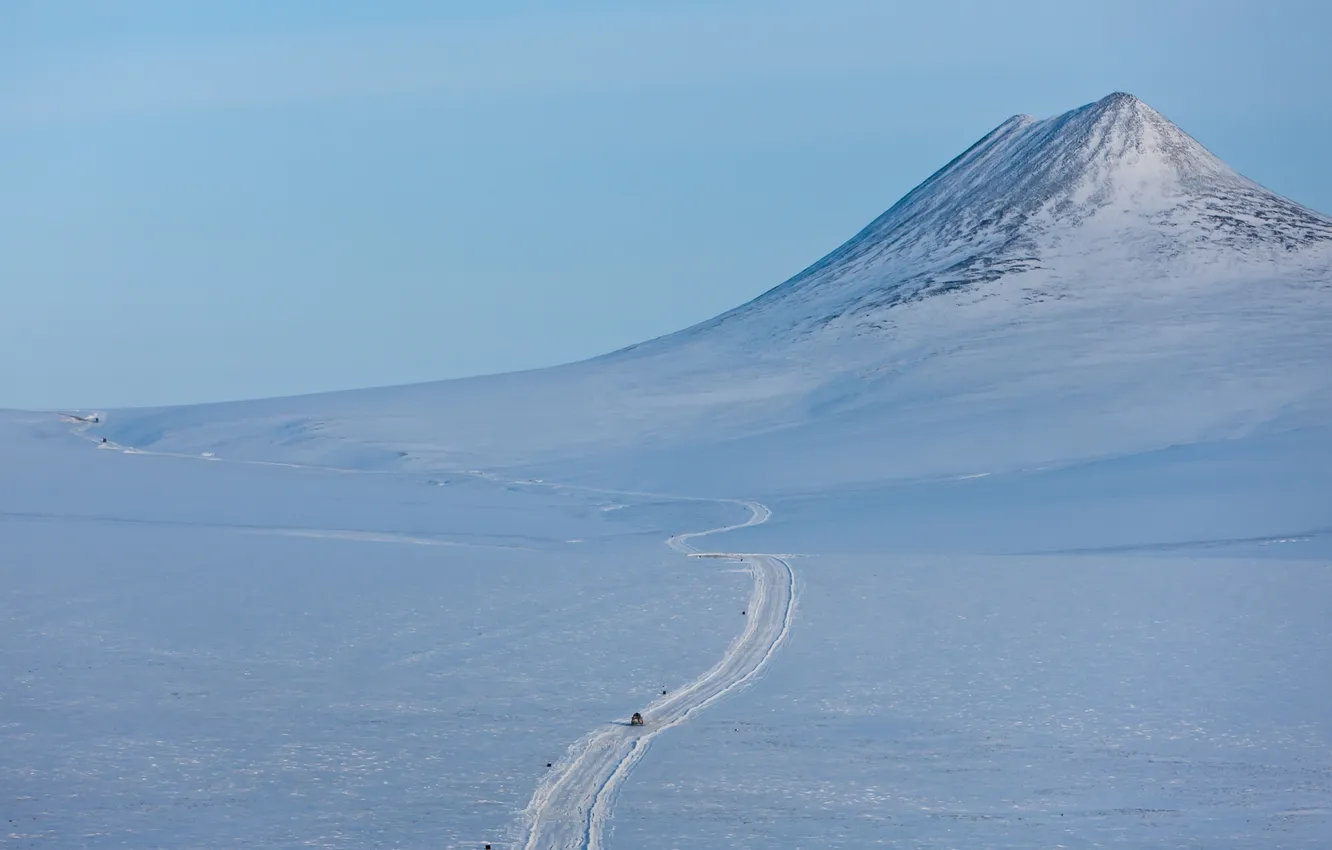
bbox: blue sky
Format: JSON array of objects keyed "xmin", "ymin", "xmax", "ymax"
[{"xmin": 4, "ymin": 0, "xmax": 1330, "ymax": 409}]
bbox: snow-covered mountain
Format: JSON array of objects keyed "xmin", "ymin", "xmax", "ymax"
[
  {"xmin": 681, "ymin": 91, "xmax": 1330, "ymax": 343},
  {"xmin": 96, "ymin": 93, "xmax": 1332, "ymax": 493}
]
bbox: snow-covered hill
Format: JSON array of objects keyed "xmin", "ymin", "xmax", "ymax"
[
  {"xmin": 94, "ymin": 93, "xmax": 1332, "ymax": 493},
  {"xmin": 684, "ymin": 91, "xmax": 1330, "ymax": 341}
]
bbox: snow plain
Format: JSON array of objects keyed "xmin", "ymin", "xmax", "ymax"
[
  {"xmin": 2, "ymin": 413, "xmax": 756, "ymax": 849},
  {"xmin": 5, "ymin": 410, "xmax": 1329, "ymax": 849}
]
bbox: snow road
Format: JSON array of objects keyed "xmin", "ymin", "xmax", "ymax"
[
  {"xmin": 59, "ymin": 415, "xmax": 797, "ymax": 849},
  {"xmin": 520, "ymin": 500, "xmax": 795, "ymax": 850},
  {"xmin": 666, "ymin": 499, "xmax": 771, "ymax": 555}
]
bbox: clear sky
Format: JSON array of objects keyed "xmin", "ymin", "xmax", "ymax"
[{"xmin": 4, "ymin": 0, "xmax": 1330, "ymax": 409}]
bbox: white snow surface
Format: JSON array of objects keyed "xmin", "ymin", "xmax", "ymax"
[
  {"xmin": 3, "ymin": 413, "xmax": 758, "ymax": 849},
  {"xmin": 5, "ymin": 93, "xmax": 1332, "ymax": 848}
]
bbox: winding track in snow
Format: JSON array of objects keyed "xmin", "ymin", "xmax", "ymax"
[
  {"xmin": 62, "ymin": 415, "xmax": 797, "ymax": 850},
  {"xmin": 519, "ymin": 498, "xmax": 795, "ymax": 850}
]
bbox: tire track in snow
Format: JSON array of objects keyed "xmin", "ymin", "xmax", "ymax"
[
  {"xmin": 60, "ymin": 415, "xmax": 796, "ymax": 849},
  {"xmin": 519, "ymin": 499, "xmax": 795, "ymax": 850}
]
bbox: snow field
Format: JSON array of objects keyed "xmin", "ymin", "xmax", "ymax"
[
  {"xmin": 610, "ymin": 554, "xmax": 1332, "ymax": 848},
  {"xmin": 2, "ymin": 418, "xmax": 758, "ymax": 849}
]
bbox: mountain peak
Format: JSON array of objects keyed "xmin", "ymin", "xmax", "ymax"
[
  {"xmin": 1077, "ymin": 91, "xmax": 1152, "ymax": 128},
  {"xmin": 685, "ymin": 93, "xmax": 1332, "ymax": 343},
  {"xmin": 1094, "ymin": 90, "xmax": 1145, "ymax": 110},
  {"xmin": 1057, "ymin": 91, "xmax": 1224, "ymax": 183}
]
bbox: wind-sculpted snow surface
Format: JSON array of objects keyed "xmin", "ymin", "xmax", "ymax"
[{"xmin": 520, "ymin": 500, "xmax": 794, "ymax": 850}]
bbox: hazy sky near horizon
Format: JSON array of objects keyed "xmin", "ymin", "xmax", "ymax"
[{"xmin": 4, "ymin": 0, "xmax": 1330, "ymax": 409}]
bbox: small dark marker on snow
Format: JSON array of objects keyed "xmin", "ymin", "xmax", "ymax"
[{"xmin": 546, "ymin": 763, "xmax": 552, "ymax": 768}]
